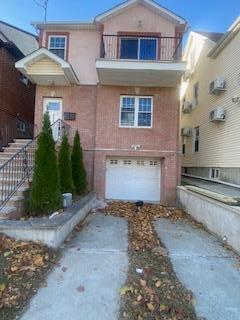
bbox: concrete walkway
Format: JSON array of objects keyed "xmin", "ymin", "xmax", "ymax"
[
  {"xmin": 154, "ymin": 219, "xmax": 240, "ymax": 320},
  {"xmin": 21, "ymin": 213, "xmax": 128, "ymax": 320},
  {"xmin": 182, "ymin": 176, "xmax": 240, "ymax": 198}
]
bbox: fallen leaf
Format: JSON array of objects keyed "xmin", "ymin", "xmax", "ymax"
[
  {"xmin": 155, "ymin": 280, "xmax": 161, "ymax": 288},
  {"xmin": 33, "ymin": 255, "xmax": 44, "ymax": 267},
  {"xmin": 147, "ymin": 302, "xmax": 155, "ymax": 311},
  {"xmin": 0, "ymin": 283, "xmax": 6, "ymax": 292},
  {"xmin": 140, "ymin": 279, "xmax": 147, "ymax": 287},
  {"xmin": 118, "ymin": 286, "xmax": 134, "ymax": 295}
]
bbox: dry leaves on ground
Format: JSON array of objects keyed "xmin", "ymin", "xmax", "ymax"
[
  {"xmin": 102, "ymin": 201, "xmax": 197, "ymax": 320},
  {"xmin": 0, "ymin": 234, "xmax": 57, "ymax": 320}
]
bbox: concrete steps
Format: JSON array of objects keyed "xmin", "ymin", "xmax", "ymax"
[{"xmin": 0, "ymin": 139, "xmax": 32, "ymax": 219}]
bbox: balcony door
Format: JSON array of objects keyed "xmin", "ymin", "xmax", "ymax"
[{"xmin": 120, "ymin": 37, "xmax": 157, "ymax": 60}]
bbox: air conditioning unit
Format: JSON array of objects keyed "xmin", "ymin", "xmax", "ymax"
[
  {"xmin": 209, "ymin": 107, "xmax": 226, "ymax": 122},
  {"xmin": 182, "ymin": 101, "xmax": 192, "ymax": 113},
  {"xmin": 209, "ymin": 76, "xmax": 226, "ymax": 95},
  {"xmin": 181, "ymin": 127, "xmax": 192, "ymax": 137}
]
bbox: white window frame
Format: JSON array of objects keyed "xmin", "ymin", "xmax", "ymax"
[
  {"xmin": 119, "ymin": 37, "xmax": 158, "ymax": 60},
  {"xmin": 192, "ymin": 126, "xmax": 200, "ymax": 153},
  {"xmin": 119, "ymin": 95, "xmax": 153, "ymax": 129},
  {"xmin": 48, "ymin": 35, "xmax": 67, "ymax": 60},
  {"xmin": 209, "ymin": 168, "xmax": 220, "ymax": 180},
  {"xmin": 193, "ymin": 82, "xmax": 199, "ymax": 108}
]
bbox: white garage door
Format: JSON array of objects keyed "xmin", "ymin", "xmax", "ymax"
[{"xmin": 106, "ymin": 158, "xmax": 161, "ymax": 202}]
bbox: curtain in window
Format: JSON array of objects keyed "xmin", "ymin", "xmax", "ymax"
[
  {"xmin": 139, "ymin": 39, "xmax": 157, "ymax": 60},
  {"xmin": 120, "ymin": 38, "xmax": 138, "ymax": 59}
]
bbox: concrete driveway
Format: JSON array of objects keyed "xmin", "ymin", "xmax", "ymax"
[
  {"xmin": 155, "ymin": 219, "xmax": 240, "ymax": 320},
  {"xmin": 20, "ymin": 213, "xmax": 128, "ymax": 320}
]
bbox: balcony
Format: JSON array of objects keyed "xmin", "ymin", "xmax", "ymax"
[{"xmin": 96, "ymin": 35, "xmax": 186, "ymax": 87}]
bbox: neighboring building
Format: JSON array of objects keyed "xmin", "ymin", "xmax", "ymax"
[
  {"xmin": 16, "ymin": 0, "xmax": 187, "ymax": 204},
  {"xmin": 0, "ymin": 21, "xmax": 38, "ymax": 149},
  {"xmin": 180, "ymin": 17, "xmax": 240, "ymax": 186}
]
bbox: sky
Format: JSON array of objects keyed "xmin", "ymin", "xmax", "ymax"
[{"xmin": 0, "ymin": 0, "xmax": 239, "ymax": 36}]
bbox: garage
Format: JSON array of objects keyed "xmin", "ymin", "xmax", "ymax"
[{"xmin": 105, "ymin": 158, "xmax": 161, "ymax": 202}]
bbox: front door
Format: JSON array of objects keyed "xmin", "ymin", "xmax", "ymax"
[{"xmin": 43, "ymin": 98, "xmax": 62, "ymax": 141}]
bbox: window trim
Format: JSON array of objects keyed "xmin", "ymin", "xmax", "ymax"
[
  {"xmin": 119, "ymin": 95, "xmax": 153, "ymax": 129},
  {"xmin": 192, "ymin": 126, "xmax": 200, "ymax": 153},
  {"xmin": 193, "ymin": 81, "xmax": 199, "ymax": 107},
  {"xmin": 119, "ymin": 37, "xmax": 158, "ymax": 60},
  {"xmin": 46, "ymin": 32, "xmax": 69, "ymax": 61}
]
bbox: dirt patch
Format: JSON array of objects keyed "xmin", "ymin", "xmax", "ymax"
[
  {"xmin": 0, "ymin": 234, "xmax": 58, "ymax": 320},
  {"xmin": 103, "ymin": 201, "xmax": 198, "ymax": 320}
]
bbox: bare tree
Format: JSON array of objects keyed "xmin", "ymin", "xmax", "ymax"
[{"xmin": 33, "ymin": 0, "xmax": 49, "ymax": 21}]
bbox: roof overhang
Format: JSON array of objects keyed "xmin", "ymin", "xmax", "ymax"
[
  {"xmin": 208, "ymin": 16, "xmax": 240, "ymax": 58},
  {"xmin": 94, "ymin": 0, "xmax": 186, "ymax": 26},
  {"xmin": 15, "ymin": 47, "xmax": 79, "ymax": 86},
  {"xmin": 31, "ymin": 21, "xmax": 100, "ymax": 31},
  {"xmin": 96, "ymin": 59, "xmax": 186, "ymax": 87}
]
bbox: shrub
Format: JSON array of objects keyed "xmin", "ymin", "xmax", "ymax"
[
  {"xmin": 29, "ymin": 113, "xmax": 61, "ymax": 216},
  {"xmin": 58, "ymin": 133, "xmax": 73, "ymax": 193},
  {"xmin": 71, "ymin": 130, "xmax": 87, "ymax": 195}
]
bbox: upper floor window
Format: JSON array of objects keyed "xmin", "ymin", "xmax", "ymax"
[
  {"xmin": 120, "ymin": 37, "xmax": 157, "ymax": 60},
  {"xmin": 193, "ymin": 82, "xmax": 199, "ymax": 107},
  {"xmin": 120, "ymin": 96, "xmax": 153, "ymax": 128},
  {"xmin": 48, "ymin": 36, "xmax": 67, "ymax": 60},
  {"xmin": 193, "ymin": 126, "xmax": 199, "ymax": 153}
]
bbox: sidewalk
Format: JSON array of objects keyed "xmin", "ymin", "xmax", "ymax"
[
  {"xmin": 20, "ymin": 213, "xmax": 128, "ymax": 320},
  {"xmin": 155, "ymin": 218, "xmax": 240, "ymax": 320}
]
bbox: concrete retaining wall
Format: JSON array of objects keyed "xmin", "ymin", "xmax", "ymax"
[
  {"xmin": 0, "ymin": 192, "xmax": 96, "ymax": 248},
  {"xmin": 177, "ymin": 186, "xmax": 240, "ymax": 253}
]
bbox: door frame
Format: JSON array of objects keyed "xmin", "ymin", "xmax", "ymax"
[{"xmin": 43, "ymin": 97, "xmax": 63, "ymax": 123}]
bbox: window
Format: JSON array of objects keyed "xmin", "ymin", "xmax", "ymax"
[
  {"xmin": 120, "ymin": 37, "xmax": 157, "ymax": 60},
  {"xmin": 182, "ymin": 137, "xmax": 186, "ymax": 154},
  {"xmin": 19, "ymin": 74, "xmax": 29, "ymax": 86},
  {"xmin": 193, "ymin": 126, "xmax": 199, "ymax": 152},
  {"xmin": 193, "ymin": 82, "xmax": 199, "ymax": 107},
  {"xmin": 16, "ymin": 120, "xmax": 26, "ymax": 132},
  {"xmin": 48, "ymin": 36, "xmax": 66, "ymax": 59},
  {"xmin": 120, "ymin": 96, "xmax": 153, "ymax": 128},
  {"xmin": 210, "ymin": 168, "xmax": 220, "ymax": 179}
]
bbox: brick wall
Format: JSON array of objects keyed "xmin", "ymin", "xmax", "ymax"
[
  {"xmin": 0, "ymin": 47, "xmax": 35, "ymax": 124},
  {"xmin": 34, "ymin": 84, "xmax": 181, "ymax": 205}
]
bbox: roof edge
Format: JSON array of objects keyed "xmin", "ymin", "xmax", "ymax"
[{"xmin": 94, "ymin": 0, "xmax": 186, "ymax": 25}]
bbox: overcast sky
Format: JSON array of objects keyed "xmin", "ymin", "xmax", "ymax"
[{"xmin": 1, "ymin": 0, "xmax": 239, "ymax": 36}]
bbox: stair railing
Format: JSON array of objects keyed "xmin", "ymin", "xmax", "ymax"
[
  {"xmin": 0, "ymin": 119, "xmax": 70, "ymax": 210},
  {"xmin": 0, "ymin": 113, "xmax": 34, "ymax": 152}
]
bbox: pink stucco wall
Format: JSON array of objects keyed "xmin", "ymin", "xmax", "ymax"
[{"xmin": 103, "ymin": 4, "xmax": 176, "ymax": 36}]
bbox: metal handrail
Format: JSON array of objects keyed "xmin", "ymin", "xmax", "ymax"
[
  {"xmin": 100, "ymin": 34, "xmax": 183, "ymax": 61},
  {"xmin": 0, "ymin": 119, "xmax": 70, "ymax": 210},
  {"xmin": 0, "ymin": 112, "xmax": 34, "ymax": 151}
]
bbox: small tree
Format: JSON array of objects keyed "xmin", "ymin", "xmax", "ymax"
[
  {"xmin": 58, "ymin": 133, "xmax": 73, "ymax": 193},
  {"xmin": 29, "ymin": 113, "xmax": 61, "ymax": 216},
  {"xmin": 71, "ymin": 130, "xmax": 87, "ymax": 195}
]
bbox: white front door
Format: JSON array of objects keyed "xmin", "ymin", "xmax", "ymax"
[
  {"xmin": 106, "ymin": 158, "xmax": 161, "ymax": 202},
  {"xmin": 43, "ymin": 98, "xmax": 62, "ymax": 140}
]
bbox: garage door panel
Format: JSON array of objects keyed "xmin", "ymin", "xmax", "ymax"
[{"xmin": 106, "ymin": 158, "xmax": 161, "ymax": 202}]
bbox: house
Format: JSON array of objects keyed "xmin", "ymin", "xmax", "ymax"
[
  {"xmin": 15, "ymin": 0, "xmax": 187, "ymax": 205},
  {"xmin": 181, "ymin": 17, "xmax": 240, "ymax": 186},
  {"xmin": 0, "ymin": 21, "xmax": 38, "ymax": 149}
]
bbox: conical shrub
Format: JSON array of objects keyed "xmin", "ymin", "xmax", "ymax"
[
  {"xmin": 71, "ymin": 130, "xmax": 87, "ymax": 195},
  {"xmin": 59, "ymin": 133, "xmax": 73, "ymax": 193},
  {"xmin": 29, "ymin": 113, "xmax": 61, "ymax": 216}
]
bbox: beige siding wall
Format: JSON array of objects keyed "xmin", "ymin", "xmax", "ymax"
[
  {"xmin": 27, "ymin": 57, "xmax": 64, "ymax": 75},
  {"xmin": 181, "ymin": 31, "xmax": 240, "ymax": 169}
]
